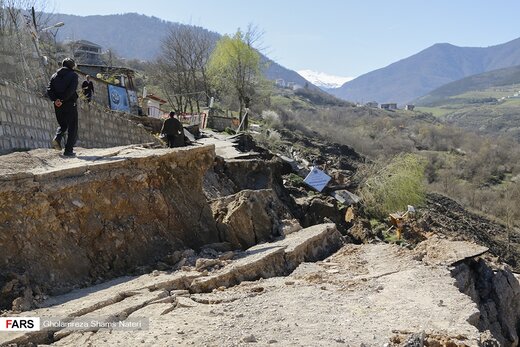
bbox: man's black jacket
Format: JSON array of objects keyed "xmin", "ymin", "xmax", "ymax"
[
  {"xmin": 47, "ymin": 67, "xmax": 79, "ymax": 104},
  {"xmin": 161, "ymin": 117, "xmax": 183, "ymax": 136}
]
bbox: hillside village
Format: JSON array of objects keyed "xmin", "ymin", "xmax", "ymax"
[{"xmin": 1, "ymin": 3, "xmax": 520, "ymax": 347}]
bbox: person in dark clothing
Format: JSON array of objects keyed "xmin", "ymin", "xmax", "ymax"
[
  {"xmin": 81, "ymin": 75, "xmax": 94, "ymax": 102},
  {"xmin": 160, "ymin": 111, "xmax": 185, "ymax": 148},
  {"xmin": 46, "ymin": 57, "xmax": 79, "ymax": 157}
]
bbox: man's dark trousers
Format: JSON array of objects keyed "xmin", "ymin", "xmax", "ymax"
[
  {"xmin": 166, "ymin": 135, "xmax": 176, "ymax": 148},
  {"xmin": 54, "ymin": 101, "xmax": 78, "ymax": 153}
]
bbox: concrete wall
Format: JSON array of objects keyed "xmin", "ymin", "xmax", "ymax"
[
  {"xmin": 76, "ymin": 71, "xmax": 110, "ymax": 107},
  {"xmin": 207, "ymin": 115, "xmax": 239, "ymax": 132},
  {"xmin": 0, "ymin": 79, "xmax": 159, "ymax": 154},
  {"xmin": 0, "ymin": 50, "xmax": 19, "ymax": 83}
]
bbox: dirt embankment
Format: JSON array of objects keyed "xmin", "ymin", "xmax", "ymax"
[
  {"xmin": 0, "ymin": 135, "xmax": 303, "ymax": 312},
  {"xmin": 0, "ymin": 145, "xmax": 221, "ymax": 310},
  {"xmin": 420, "ymin": 193, "xmax": 520, "ymax": 271}
]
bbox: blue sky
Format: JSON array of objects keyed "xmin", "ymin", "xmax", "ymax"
[{"xmin": 48, "ymin": 0, "xmax": 520, "ymax": 78}]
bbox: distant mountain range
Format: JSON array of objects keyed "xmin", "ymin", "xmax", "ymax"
[
  {"xmin": 52, "ymin": 13, "xmax": 520, "ymax": 108},
  {"xmin": 297, "ymin": 70, "xmax": 354, "ymax": 89},
  {"xmin": 52, "ymin": 13, "xmax": 313, "ymax": 88},
  {"xmin": 330, "ymin": 38, "xmax": 520, "ymax": 104}
]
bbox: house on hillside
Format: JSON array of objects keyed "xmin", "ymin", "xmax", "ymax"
[
  {"xmin": 69, "ymin": 40, "xmax": 104, "ymax": 65},
  {"xmin": 380, "ymin": 103, "xmax": 397, "ymax": 110},
  {"xmin": 405, "ymin": 104, "xmax": 415, "ymax": 111},
  {"xmin": 275, "ymin": 79, "xmax": 286, "ymax": 87},
  {"xmin": 144, "ymin": 94, "xmax": 167, "ymax": 118},
  {"xmin": 287, "ymin": 82, "xmax": 303, "ymax": 91}
]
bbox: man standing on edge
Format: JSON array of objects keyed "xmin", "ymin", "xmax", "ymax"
[
  {"xmin": 81, "ymin": 75, "xmax": 94, "ymax": 103},
  {"xmin": 47, "ymin": 58, "xmax": 79, "ymax": 157},
  {"xmin": 160, "ymin": 111, "xmax": 185, "ymax": 148}
]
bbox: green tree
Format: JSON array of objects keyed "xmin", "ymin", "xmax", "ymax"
[{"xmin": 207, "ymin": 27, "xmax": 263, "ymax": 127}]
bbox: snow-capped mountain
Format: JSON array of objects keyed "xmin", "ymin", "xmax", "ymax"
[{"xmin": 297, "ymin": 69, "xmax": 354, "ymax": 89}]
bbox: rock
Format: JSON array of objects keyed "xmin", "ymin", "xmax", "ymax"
[
  {"xmin": 295, "ymin": 196, "xmax": 350, "ymax": 234},
  {"xmin": 71, "ymin": 200, "xmax": 85, "ymax": 208},
  {"xmin": 190, "ymin": 224, "xmax": 342, "ymax": 293},
  {"xmin": 170, "ymin": 290, "xmax": 190, "ymax": 297},
  {"xmin": 199, "ymin": 247, "xmax": 219, "ymax": 258},
  {"xmin": 278, "ymin": 223, "xmax": 343, "ymax": 272},
  {"xmin": 161, "ymin": 250, "xmax": 184, "ymax": 266},
  {"xmin": 242, "ymin": 334, "xmax": 257, "ymax": 343},
  {"xmin": 156, "ymin": 262, "xmax": 170, "ymax": 271},
  {"xmin": 211, "ymin": 189, "xmax": 295, "ymax": 249},
  {"xmin": 11, "ymin": 288, "xmax": 33, "ymax": 312},
  {"xmin": 195, "ymin": 258, "xmax": 222, "ymax": 271},
  {"xmin": 404, "ymin": 332, "xmax": 425, "ymax": 347},
  {"xmin": 201, "ymin": 242, "xmax": 233, "ymax": 253},
  {"xmin": 480, "ymin": 330, "xmax": 500, "ymax": 346},
  {"xmin": 347, "ymin": 219, "xmax": 380, "ymax": 243},
  {"xmin": 452, "ymin": 258, "xmax": 520, "ymax": 346},
  {"xmin": 218, "ymin": 251, "xmax": 235, "ymax": 261},
  {"xmin": 175, "ymin": 259, "xmax": 187, "ymax": 270},
  {"xmin": 181, "ymin": 249, "xmax": 196, "ymax": 259},
  {"xmin": 279, "ymin": 218, "xmax": 302, "ymax": 236},
  {"xmin": 177, "ymin": 297, "xmax": 197, "ymax": 308},
  {"xmin": 414, "ymin": 235, "xmax": 489, "ymax": 266}
]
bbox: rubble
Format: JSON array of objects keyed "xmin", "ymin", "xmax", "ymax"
[
  {"xmin": 0, "ymin": 223, "xmax": 343, "ymax": 346},
  {"xmin": 211, "ymin": 189, "xmax": 297, "ymax": 249},
  {"xmin": 1, "ymin": 130, "xmax": 520, "ymax": 346}
]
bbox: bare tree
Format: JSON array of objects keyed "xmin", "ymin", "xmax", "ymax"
[
  {"xmin": 152, "ymin": 25, "xmax": 213, "ymax": 114},
  {"xmin": 0, "ymin": 0, "xmax": 56, "ymax": 92}
]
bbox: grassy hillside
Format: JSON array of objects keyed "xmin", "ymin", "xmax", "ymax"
[
  {"xmin": 412, "ymin": 66, "xmax": 520, "ymax": 140},
  {"xmin": 260, "ymin": 92, "xmax": 520, "ymax": 235},
  {"xmin": 415, "ymin": 64, "xmax": 520, "ymax": 106},
  {"xmin": 270, "ymin": 86, "xmax": 352, "ymax": 112}
]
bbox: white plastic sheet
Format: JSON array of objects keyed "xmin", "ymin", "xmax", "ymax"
[{"xmin": 303, "ymin": 167, "xmax": 331, "ymax": 192}]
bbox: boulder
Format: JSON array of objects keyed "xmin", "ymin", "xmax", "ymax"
[{"xmin": 211, "ymin": 189, "xmax": 295, "ymax": 249}]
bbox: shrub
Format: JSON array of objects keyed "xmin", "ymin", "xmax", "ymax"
[
  {"xmin": 360, "ymin": 153, "xmax": 427, "ymax": 219},
  {"xmin": 261, "ymin": 110, "xmax": 281, "ymax": 125},
  {"xmin": 285, "ymin": 173, "xmax": 304, "ymax": 186},
  {"xmin": 224, "ymin": 127, "xmax": 236, "ymax": 135}
]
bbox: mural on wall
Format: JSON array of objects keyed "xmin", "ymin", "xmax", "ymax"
[
  {"xmin": 108, "ymin": 84, "xmax": 130, "ymax": 112},
  {"xmin": 127, "ymin": 90, "xmax": 138, "ymax": 108}
]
